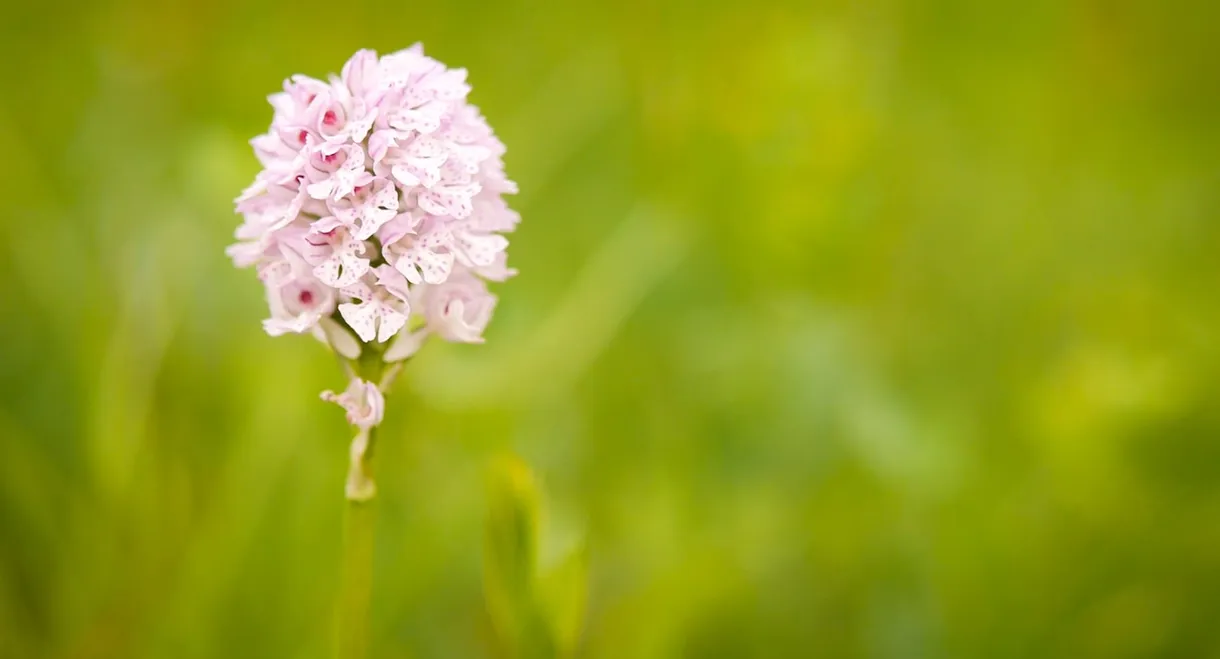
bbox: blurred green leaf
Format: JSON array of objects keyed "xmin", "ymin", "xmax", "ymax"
[
  {"xmin": 483, "ymin": 454, "xmax": 542, "ymax": 657},
  {"xmin": 536, "ymin": 541, "xmax": 588, "ymax": 659},
  {"xmin": 482, "ymin": 454, "xmax": 587, "ymax": 659}
]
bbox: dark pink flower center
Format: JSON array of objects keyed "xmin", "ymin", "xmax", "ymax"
[
  {"xmin": 299, "ymin": 290, "xmax": 315, "ymax": 305},
  {"xmin": 323, "ymin": 110, "xmax": 339, "ymax": 126},
  {"xmin": 298, "ymin": 130, "xmax": 308, "ymax": 144},
  {"xmin": 322, "ymin": 152, "xmax": 339, "ymax": 164}
]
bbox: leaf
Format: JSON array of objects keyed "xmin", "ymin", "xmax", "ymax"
[
  {"xmin": 536, "ymin": 541, "xmax": 588, "ymax": 659},
  {"xmin": 483, "ymin": 454, "xmax": 542, "ymax": 653}
]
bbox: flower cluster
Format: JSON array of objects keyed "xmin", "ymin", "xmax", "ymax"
[{"xmin": 228, "ymin": 45, "xmax": 518, "ymax": 361}]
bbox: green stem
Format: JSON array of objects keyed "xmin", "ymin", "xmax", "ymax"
[
  {"xmin": 334, "ymin": 428, "xmax": 377, "ymax": 659},
  {"xmin": 331, "ymin": 353, "xmax": 404, "ymax": 658}
]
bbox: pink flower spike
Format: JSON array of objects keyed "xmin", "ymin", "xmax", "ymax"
[{"xmin": 231, "ymin": 45, "xmax": 518, "ymax": 359}]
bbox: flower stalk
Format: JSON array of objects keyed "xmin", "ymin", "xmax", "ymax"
[
  {"xmin": 227, "ymin": 44, "xmax": 521, "ymax": 658},
  {"xmin": 335, "ymin": 460, "xmax": 377, "ymax": 659},
  {"xmin": 332, "ymin": 354, "xmax": 402, "ymax": 657},
  {"xmin": 345, "ymin": 427, "xmax": 377, "ymax": 502}
]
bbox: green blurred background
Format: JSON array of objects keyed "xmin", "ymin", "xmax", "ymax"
[{"xmin": 2, "ymin": 0, "xmax": 1219, "ymax": 657}]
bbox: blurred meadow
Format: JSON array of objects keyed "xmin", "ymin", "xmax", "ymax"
[{"xmin": 2, "ymin": 0, "xmax": 1220, "ymax": 657}]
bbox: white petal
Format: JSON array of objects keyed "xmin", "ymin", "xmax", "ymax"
[
  {"xmin": 311, "ymin": 216, "xmax": 347, "ymax": 233},
  {"xmin": 339, "ymin": 301, "xmax": 377, "ymax": 342},
  {"xmin": 376, "ymin": 306, "xmax": 408, "ymax": 343},
  {"xmin": 417, "ymin": 193, "xmax": 447, "ymax": 216},
  {"xmin": 312, "ymin": 259, "xmax": 343, "ymax": 287},
  {"xmin": 374, "ymin": 264, "xmax": 411, "ymax": 301},
  {"xmin": 391, "ymin": 250, "xmax": 428, "ymax": 284},
  {"xmin": 391, "ymin": 165, "xmax": 421, "ymax": 187},
  {"xmin": 417, "ymin": 249, "xmax": 454, "ymax": 284},
  {"xmin": 439, "ymin": 299, "xmax": 484, "ymax": 343},
  {"xmin": 341, "ymin": 281, "xmax": 374, "ymax": 300},
  {"xmin": 347, "ymin": 106, "xmax": 377, "ymax": 142},
  {"xmin": 457, "ymin": 231, "xmax": 508, "ymax": 267},
  {"xmin": 337, "ymin": 251, "xmax": 370, "ymax": 286},
  {"xmin": 368, "ymin": 129, "xmax": 400, "ymax": 162},
  {"xmin": 307, "ymin": 180, "xmax": 334, "ymax": 200},
  {"xmin": 263, "ymin": 313, "xmax": 318, "ymax": 336}
]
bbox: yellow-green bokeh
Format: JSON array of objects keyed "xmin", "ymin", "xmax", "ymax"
[{"xmin": 1, "ymin": 0, "xmax": 1218, "ymax": 657}]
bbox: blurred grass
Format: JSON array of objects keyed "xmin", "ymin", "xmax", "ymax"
[{"xmin": 2, "ymin": 0, "xmax": 1220, "ymax": 657}]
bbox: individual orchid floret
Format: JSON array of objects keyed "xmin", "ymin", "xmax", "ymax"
[
  {"xmin": 262, "ymin": 272, "xmax": 336, "ymax": 337},
  {"xmin": 380, "ymin": 214, "xmax": 456, "ymax": 285},
  {"xmin": 321, "ymin": 378, "xmax": 385, "ymax": 431},
  {"xmin": 418, "ymin": 272, "xmax": 497, "ymax": 344},
  {"xmin": 338, "ymin": 279, "xmax": 409, "ymax": 344},
  {"xmin": 324, "ymin": 177, "xmax": 399, "ymax": 240},
  {"xmin": 307, "ymin": 228, "xmax": 371, "ymax": 288},
  {"xmin": 323, "ymin": 377, "xmax": 384, "ymax": 502},
  {"xmin": 305, "ymin": 142, "xmax": 374, "ymax": 201}
]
